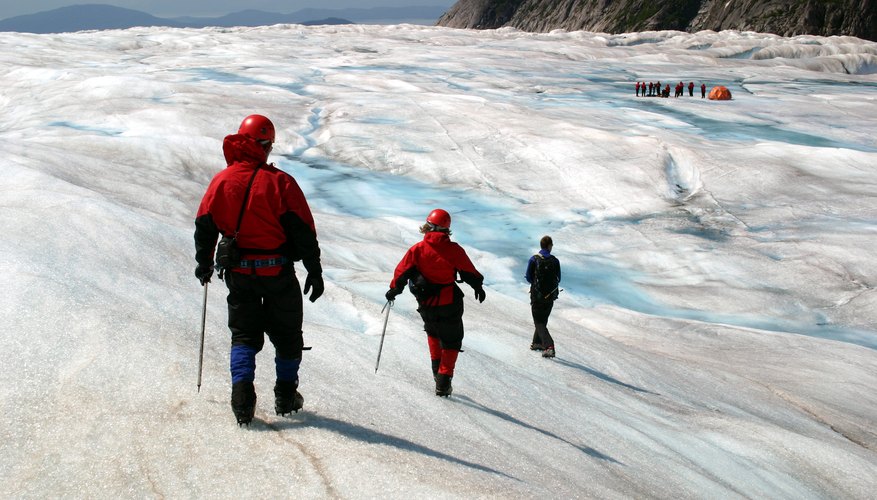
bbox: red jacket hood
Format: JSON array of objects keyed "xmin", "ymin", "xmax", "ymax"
[
  {"xmin": 422, "ymin": 231, "xmax": 451, "ymax": 245},
  {"xmin": 223, "ymin": 133, "xmax": 268, "ymax": 166}
]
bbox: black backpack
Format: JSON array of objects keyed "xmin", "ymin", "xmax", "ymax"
[{"xmin": 531, "ymin": 254, "xmax": 560, "ymax": 301}]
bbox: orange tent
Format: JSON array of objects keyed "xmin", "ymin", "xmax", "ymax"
[{"xmin": 708, "ymin": 86, "xmax": 732, "ymax": 100}]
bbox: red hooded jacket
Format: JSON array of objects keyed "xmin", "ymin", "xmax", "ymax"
[
  {"xmin": 194, "ymin": 134, "xmax": 320, "ymax": 277},
  {"xmin": 390, "ymin": 231, "xmax": 483, "ymax": 307}
]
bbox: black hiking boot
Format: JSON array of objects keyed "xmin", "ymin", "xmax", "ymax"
[
  {"xmin": 530, "ymin": 343, "xmax": 544, "ymax": 351},
  {"xmin": 274, "ymin": 380, "xmax": 304, "ymax": 416},
  {"xmin": 542, "ymin": 346, "xmax": 556, "ymax": 358},
  {"xmin": 231, "ymin": 381, "xmax": 256, "ymax": 426},
  {"xmin": 435, "ymin": 374, "xmax": 453, "ymax": 397}
]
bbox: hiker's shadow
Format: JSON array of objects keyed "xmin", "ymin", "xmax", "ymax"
[
  {"xmin": 453, "ymin": 394, "xmax": 624, "ymax": 465},
  {"xmin": 253, "ymin": 412, "xmax": 517, "ymax": 478},
  {"xmin": 553, "ymin": 357, "xmax": 659, "ymax": 395}
]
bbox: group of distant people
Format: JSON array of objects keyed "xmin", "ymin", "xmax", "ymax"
[{"xmin": 635, "ymin": 81, "xmax": 707, "ymax": 99}]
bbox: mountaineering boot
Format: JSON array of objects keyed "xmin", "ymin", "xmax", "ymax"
[
  {"xmin": 535, "ymin": 323, "xmax": 554, "ymax": 352},
  {"xmin": 231, "ymin": 381, "xmax": 257, "ymax": 426},
  {"xmin": 435, "ymin": 373, "xmax": 453, "ymax": 397},
  {"xmin": 531, "ymin": 330, "xmax": 543, "ymax": 350},
  {"xmin": 274, "ymin": 356, "xmax": 302, "ymax": 415},
  {"xmin": 230, "ymin": 345, "xmax": 258, "ymax": 425},
  {"xmin": 542, "ymin": 346, "xmax": 556, "ymax": 358},
  {"xmin": 274, "ymin": 380, "xmax": 304, "ymax": 416}
]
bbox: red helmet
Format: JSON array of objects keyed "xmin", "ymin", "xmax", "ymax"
[
  {"xmin": 426, "ymin": 208, "xmax": 451, "ymax": 229},
  {"xmin": 238, "ymin": 114, "xmax": 275, "ymax": 143}
]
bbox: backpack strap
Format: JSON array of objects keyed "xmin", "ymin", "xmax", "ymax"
[
  {"xmin": 529, "ymin": 253, "xmax": 542, "ymax": 281},
  {"xmin": 231, "ymin": 165, "xmax": 261, "ymax": 239}
]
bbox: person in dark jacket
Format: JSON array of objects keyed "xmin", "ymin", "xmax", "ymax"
[
  {"xmin": 194, "ymin": 114, "xmax": 324, "ymax": 426},
  {"xmin": 385, "ymin": 209, "xmax": 485, "ymax": 397},
  {"xmin": 525, "ymin": 236, "xmax": 561, "ymax": 358}
]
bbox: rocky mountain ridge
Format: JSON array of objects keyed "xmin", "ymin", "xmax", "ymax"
[{"xmin": 437, "ymin": 0, "xmax": 877, "ymax": 42}]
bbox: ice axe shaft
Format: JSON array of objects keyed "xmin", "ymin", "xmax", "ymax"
[
  {"xmin": 375, "ymin": 300, "xmax": 392, "ymax": 373},
  {"xmin": 197, "ymin": 282, "xmax": 208, "ymax": 392}
]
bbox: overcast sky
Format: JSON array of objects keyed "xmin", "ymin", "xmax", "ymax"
[{"xmin": 0, "ymin": 1, "xmax": 458, "ymax": 20}]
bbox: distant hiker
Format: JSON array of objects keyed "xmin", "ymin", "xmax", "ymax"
[
  {"xmin": 647, "ymin": 82, "xmax": 653, "ymax": 96},
  {"xmin": 701, "ymin": 83, "xmax": 706, "ymax": 98},
  {"xmin": 525, "ymin": 236, "xmax": 561, "ymax": 358},
  {"xmin": 676, "ymin": 81, "xmax": 684, "ymax": 98},
  {"xmin": 385, "ymin": 209, "xmax": 486, "ymax": 397},
  {"xmin": 194, "ymin": 114, "xmax": 324, "ymax": 426},
  {"xmin": 663, "ymin": 84, "xmax": 671, "ymax": 98},
  {"xmin": 635, "ymin": 81, "xmax": 641, "ymax": 96},
  {"xmin": 688, "ymin": 81, "xmax": 695, "ymax": 96}
]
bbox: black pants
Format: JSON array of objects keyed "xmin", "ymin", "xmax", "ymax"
[
  {"xmin": 418, "ymin": 299, "xmax": 465, "ymax": 351},
  {"xmin": 530, "ymin": 300, "xmax": 555, "ymax": 348},
  {"xmin": 225, "ymin": 270, "xmax": 304, "ymax": 360}
]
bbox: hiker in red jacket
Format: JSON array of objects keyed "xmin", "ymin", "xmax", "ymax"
[
  {"xmin": 688, "ymin": 81, "xmax": 695, "ymax": 96},
  {"xmin": 194, "ymin": 114, "xmax": 323, "ymax": 425},
  {"xmin": 385, "ymin": 209, "xmax": 486, "ymax": 397},
  {"xmin": 701, "ymin": 83, "xmax": 707, "ymax": 98}
]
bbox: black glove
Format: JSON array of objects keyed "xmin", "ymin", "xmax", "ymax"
[
  {"xmin": 385, "ymin": 287, "xmax": 403, "ymax": 302},
  {"xmin": 195, "ymin": 264, "xmax": 213, "ymax": 285},
  {"xmin": 473, "ymin": 286, "xmax": 486, "ymax": 303},
  {"xmin": 303, "ymin": 274, "xmax": 324, "ymax": 302}
]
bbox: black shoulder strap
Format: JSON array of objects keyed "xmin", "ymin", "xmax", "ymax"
[{"xmin": 232, "ymin": 166, "xmax": 261, "ymax": 237}]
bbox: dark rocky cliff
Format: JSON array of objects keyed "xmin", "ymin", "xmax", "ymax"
[{"xmin": 436, "ymin": 0, "xmax": 877, "ymax": 42}]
